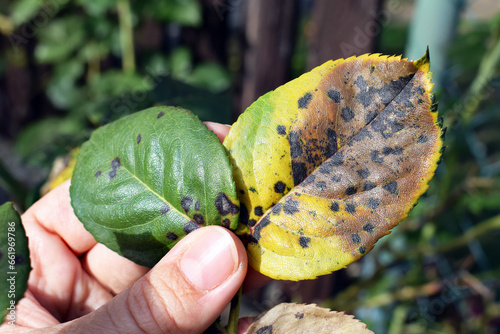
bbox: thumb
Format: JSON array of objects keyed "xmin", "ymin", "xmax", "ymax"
[{"xmin": 66, "ymin": 226, "xmax": 247, "ymax": 333}]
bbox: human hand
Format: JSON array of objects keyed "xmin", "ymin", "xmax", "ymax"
[{"xmin": 1, "ymin": 123, "xmax": 267, "ymax": 333}]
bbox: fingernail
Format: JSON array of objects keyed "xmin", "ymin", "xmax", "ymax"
[{"xmin": 180, "ymin": 228, "xmax": 238, "ymax": 290}]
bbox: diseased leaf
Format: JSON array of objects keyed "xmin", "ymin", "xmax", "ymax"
[
  {"xmin": 40, "ymin": 148, "xmax": 80, "ymax": 196},
  {"xmin": 70, "ymin": 107, "xmax": 239, "ymax": 267},
  {"xmin": 247, "ymin": 303, "xmax": 373, "ymax": 334},
  {"xmin": 224, "ymin": 52, "xmax": 444, "ymax": 280},
  {"xmin": 0, "ymin": 202, "xmax": 31, "ymax": 325}
]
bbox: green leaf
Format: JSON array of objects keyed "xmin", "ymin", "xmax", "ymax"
[
  {"xmin": 70, "ymin": 107, "xmax": 239, "ymax": 267},
  {"xmin": 0, "ymin": 202, "xmax": 31, "ymax": 325},
  {"xmin": 224, "ymin": 52, "xmax": 444, "ymax": 280}
]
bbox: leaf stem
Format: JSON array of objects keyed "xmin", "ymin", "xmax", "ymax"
[
  {"xmin": 226, "ymin": 285, "xmax": 242, "ymax": 334},
  {"xmin": 117, "ymin": 0, "xmax": 135, "ymax": 73}
]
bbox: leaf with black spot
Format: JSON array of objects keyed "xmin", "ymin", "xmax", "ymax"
[
  {"xmin": 70, "ymin": 107, "xmax": 239, "ymax": 267},
  {"xmin": 246, "ymin": 303, "xmax": 373, "ymax": 334},
  {"xmin": 224, "ymin": 51, "xmax": 443, "ymax": 280},
  {"xmin": 0, "ymin": 202, "xmax": 31, "ymax": 324}
]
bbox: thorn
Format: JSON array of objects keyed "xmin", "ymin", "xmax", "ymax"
[
  {"xmin": 431, "ymin": 93, "xmax": 436, "ymax": 104},
  {"xmin": 440, "ymin": 145, "xmax": 447, "ymax": 154},
  {"xmin": 441, "ymin": 127, "xmax": 448, "ymax": 141},
  {"xmin": 437, "ymin": 117, "xmax": 444, "ymax": 128}
]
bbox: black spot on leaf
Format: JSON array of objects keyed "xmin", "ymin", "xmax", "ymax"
[
  {"xmin": 345, "ymin": 203, "xmax": 356, "ymax": 214},
  {"xmin": 240, "ymin": 204, "xmax": 249, "ymax": 225},
  {"xmin": 383, "ymin": 181, "xmax": 398, "ymax": 195},
  {"xmin": 249, "ymin": 187, "xmax": 257, "ymax": 193},
  {"xmin": 288, "ymin": 130, "xmax": 303, "ymax": 159},
  {"xmin": 326, "ymin": 128, "xmax": 338, "ymax": 157},
  {"xmin": 351, "ymin": 234, "xmax": 361, "ymax": 244},
  {"xmin": 330, "ymin": 201, "xmax": 339, "ymax": 212},
  {"xmin": 248, "ymin": 219, "xmax": 257, "ymax": 227},
  {"xmin": 195, "ymin": 201, "xmax": 200, "ymax": 211},
  {"xmin": 215, "ymin": 193, "xmax": 240, "ymax": 215},
  {"xmin": 183, "ymin": 221, "xmax": 199, "ymax": 234},
  {"xmin": 357, "ymin": 168, "xmax": 370, "ymax": 179},
  {"xmin": 137, "ymin": 134, "xmax": 142, "ymax": 144},
  {"xmin": 222, "ymin": 219, "xmax": 231, "ymax": 228},
  {"xmin": 249, "ymin": 216, "xmax": 271, "ymax": 243},
  {"xmin": 160, "ymin": 204, "xmax": 170, "ymax": 215},
  {"xmin": 295, "ymin": 312, "xmax": 304, "ymax": 319},
  {"xmin": 12, "ymin": 255, "xmax": 24, "ymax": 265},
  {"xmin": 346, "ymin": 186, "xmax": 357, "ymax": 196},
  {"xmin": 292, "ymin": 162, "xmax": 307, "ymax": 185},
  {"xmin": 181, "ymin": 196, "xmax": 194, "ymax": 213},
  {"xmin": 355, "ymin": 75, "xmax": 372, "ymax": 107},
  {"xmin": 359, "ymin": 246, "xmax": 367, "ymax": 254},
  {"xmin": 95, "ymin": 171, "xmax": 102, "ymax": 178},
  {"xmin": 108, "ymin": 157, "xmax": 121, "ymax": 180},
  {"xmin": 166, "ymin": 232, "xmax": 178, "ymax": 241},
  {"xmin": 417, "ymin": 134, "xmax": 429, "ymax": 143},
  {"xmin": 367, "ymin": 198, "xmax": 380, "ymax": 209},
  {"xmin": 330, "ymin": 152, "xmax": 344, "ymax": 166},
  {"xmin": 341, "ymin": 107, "xmax": 355, "ymax": 122},
  {"xmin": 256, "ymin": 325, "xmax": 273, "ymax": 334},
  {"xmin": 299, "ymin": 236, "xmax": 311, "ymax": 248},
  {"xmin": 157, "ymin": 112, "xmax": 165, "ymax": 118},
  {"xmin": 254, "ymin": 206, "xmax": 264, "ymax": 216},
  {"xmin": 316, "ymin": 181, "xmax": 327, "ymax": 191},
  {"xmin": 363, "ymin": 223, "xmax": 375, "ymax": 233},
  {"xmin": 327, "ymin": 89, "xmax": 342, "ymax": 103},
  {"xmin": 370, "ymin": 150, "xmax": 384, "ymax": 163},
  {"xmin": 193, "ymin": 214, "xmax": 204, "ymax": 225},
  {"xmin": 298, "ymin": 92, "xmax": 313, "ymax": 109},
  {"xmin": 283, "ymin": 198, "xmax": 300, "ymax": 215},
  {"xmin": 365, "ymin": 110, "xmax": 377, "ymax": 124},
  {"xmin": 274, "ymin": 181, "xmax": 286, "ymax": 193},
  {"xmin": 272, "ymin": 203, "xmax": 282, "ymax": 215},
  {"xmin": 277, "ymin": 125, "xmax": 287, "ymax": 135},
  {"xmin": 363, "ymin": 181, "xmax": 377, "ymax": 192}
]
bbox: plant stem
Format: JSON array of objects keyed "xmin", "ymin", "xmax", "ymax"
[
  {"xmin": 226, "ymin": 285, "xmax": 242, "ymax": 334},
  {"xmin": 462, "ymin": 35, "xmax": 500, "ymax": 122},
  {"xmin": 435, "ymin": 214, "xmax": 500, "ymax": 254},
  {"xmin": 117, "ymin": 0, "xmax": 135, "ymax": 73}
]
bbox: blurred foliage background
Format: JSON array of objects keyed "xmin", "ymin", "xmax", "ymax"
[{"xmin": 1, "ymin": 0, "xmax": 500, "ymax": 332}]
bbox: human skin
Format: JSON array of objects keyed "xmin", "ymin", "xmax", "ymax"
[{"xmin": 1, "ymin": 123, "xmax": 269, "ymax": 333}]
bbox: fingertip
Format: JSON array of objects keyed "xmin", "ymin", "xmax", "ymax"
[{"xmin": 204, "ymin": 122, "xmax": 231, "ymax": 142}]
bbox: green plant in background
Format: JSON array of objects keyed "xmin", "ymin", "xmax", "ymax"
[{"xmin": 0, "ymin": 0, "xmax": 233, "ymax": 208}]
